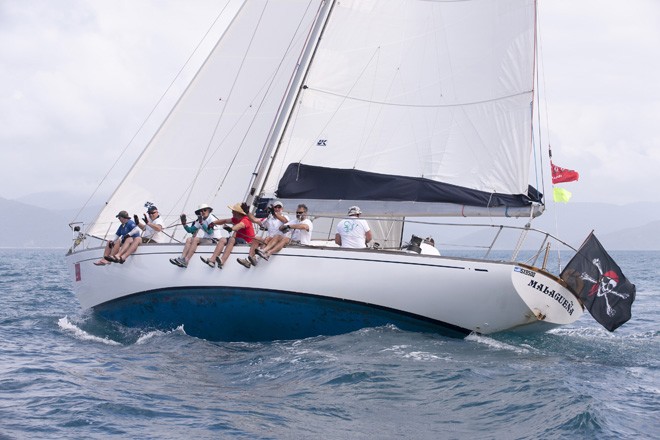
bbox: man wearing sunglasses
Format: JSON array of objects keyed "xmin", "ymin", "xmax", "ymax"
[{"xmin": 253, "ymin": 204, "xmax": 312, "ymax": 262}]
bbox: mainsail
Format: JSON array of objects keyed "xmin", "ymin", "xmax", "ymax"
[{"xmin": 257, "ymin": 0, "xmax": 541, "ymax": 218}]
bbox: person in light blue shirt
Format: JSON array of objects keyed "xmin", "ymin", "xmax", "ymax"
[{"xmin": 170, "ymin": 203, "xmax": 220, "ymax": 268}]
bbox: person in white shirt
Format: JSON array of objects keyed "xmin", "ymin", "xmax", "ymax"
[
  {"xmin": 138, "ymin": 205, "xmax": 165, "ymax": 243},
  {"xmin": 237, "ymin": 200, "xmax": 289, "ymax": 268},
  {"xmin": 254, "ymin": 204, "xmax": 313, "ymax": 262},
  {"xmin": 335, "ymin": 206, "xmax": 372, "ymax": 248}
]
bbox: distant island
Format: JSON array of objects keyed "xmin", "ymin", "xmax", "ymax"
[{"xmin": 1, "ymin": 194, "xmax": 659, "ymax": 250}]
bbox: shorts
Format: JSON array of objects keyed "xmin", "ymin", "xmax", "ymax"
[
  {"xmin": 121, "ymin": 234, "xmax": 141, "ymax": 244},
  {"xmin": 197, "ymin": 237, "xmax": 217, "ymax": 245}
]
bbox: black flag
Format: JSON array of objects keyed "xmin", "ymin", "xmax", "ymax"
[{"xmin": 560, "ymin": 233, "xmax": 635, "ymax": 331}]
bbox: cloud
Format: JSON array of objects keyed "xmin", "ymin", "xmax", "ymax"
[
  {"xmin": 0, "ymin": 0, "xmax": 658, "ymax": 206},
  {"xmin": 0, "ymin": 0, "xmax": 224, "ymax": 199},
  {"xmin": 539, "ymin": 0, "xmax": 660, "ymax": 203}
]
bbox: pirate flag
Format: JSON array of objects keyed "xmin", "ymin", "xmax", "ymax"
[{"xmin": 560, "ymin": 233, "xmax": 635, "ymax": 331}]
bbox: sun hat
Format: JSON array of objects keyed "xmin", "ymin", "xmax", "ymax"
[
  {"xmin": 228, "ymin": 203, "xmax": 246, "ymax": 215},
  {"xmin": 195, "ymin": 203, "xmax": 213, "ymax": 215},
  {"xmin": 347, "ymin": 206, "xmax": 362, "ymax": 216},
  {"xmin": 115, "ymin": 210, "xmax": 130, "ymax": 219},
  {"xmin": 272, "ymin": 200, "xmax": 283, "ymax": 208}
]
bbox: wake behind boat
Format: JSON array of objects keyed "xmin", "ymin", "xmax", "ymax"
[{"xmin": 67, "ymin": 0, "xmax": 634, "ymax": 341}]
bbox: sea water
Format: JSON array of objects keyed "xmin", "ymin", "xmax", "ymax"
[{"xmin": 0, "ymin": 249, "xmax": 657, "ymax": 439}]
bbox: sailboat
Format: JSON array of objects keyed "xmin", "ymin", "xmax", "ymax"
[{"xmin": 67, "ymin": 0, "xmax": 623, "ymax": 341}]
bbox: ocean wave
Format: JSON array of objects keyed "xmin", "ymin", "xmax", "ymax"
[
  {"xmin": 57, "ymin": 316, "xmax": 121, "ymax": 346},
  {"xmin": 135, "ymin": 325, "xmax": 187, "ymax": 344}
]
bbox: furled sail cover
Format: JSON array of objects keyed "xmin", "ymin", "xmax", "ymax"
[
  {"xmin": 277, "ymin": 163, "xmax": 541, "ymax": 207},
  {"xmin": 262, "ymin": 0, "xmax": 539, "ymax": 217},
  {"xmin": 88, "ymin": 0, "xmax": 324, "ymax": 240}
]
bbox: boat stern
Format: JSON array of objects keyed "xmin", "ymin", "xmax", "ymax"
[{"xmin": 511, "ymin": 265, "xmax": 584, "ymax": 327}]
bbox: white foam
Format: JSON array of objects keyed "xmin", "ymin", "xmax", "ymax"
[
  {"xmin": 403, "ymin": 351, "xmax": 444, "ymax": 361},
  {"xmin": 57, "ymin": 316, "xmax": 121, "ymax": 346},
  {"xmin": 547, "ymin": 326, "xmax": 610, "ymax": 339},
  {"xmin": 135, "ymin": 325, "xmax": 187, "ymax": 344},
  {"xmin": 466, "ymin": 333, "xmax": 530, "ymax": 354},
  {"xmin": 381, "ymin": 345, "xmax": 451, "ymax": 361}
]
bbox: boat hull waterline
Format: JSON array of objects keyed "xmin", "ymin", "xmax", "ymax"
[{"xmin": 67, "ymin": 245, "xmax": 584, "ymax": 341}]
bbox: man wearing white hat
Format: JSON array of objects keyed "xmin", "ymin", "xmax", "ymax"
[
  {"xmin": 170, "ymin": 203, "xmax": 219, "ymax": 268},
  {"xmin": 335, "ymin": 206, "xmax": 372, "ymax": 248}
]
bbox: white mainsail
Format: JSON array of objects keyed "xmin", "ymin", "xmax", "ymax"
[
  {"xmin": 88, "ymin": 0, "xmax": 326, "ymax": 241},
  {"xmin": 258, "ymin": 0, "xmax": 539, "ymax": 218}
]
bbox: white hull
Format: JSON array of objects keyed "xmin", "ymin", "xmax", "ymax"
[{"xmin": 67, "ymin": 244, "xmax": 584, "ymax": 341}]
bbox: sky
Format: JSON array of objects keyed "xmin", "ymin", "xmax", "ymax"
[{"xmin": 1, "ymin": 0, "xmax": 659, "ymax": 207}]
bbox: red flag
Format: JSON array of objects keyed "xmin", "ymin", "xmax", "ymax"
[{"xmin": 551, "ymin": 162, "xmax": 579, "ymax": 184}]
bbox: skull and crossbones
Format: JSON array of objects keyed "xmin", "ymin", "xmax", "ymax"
[{"xmin": 580, "ymin": 258, "xmax": 629, "ymax": 317}]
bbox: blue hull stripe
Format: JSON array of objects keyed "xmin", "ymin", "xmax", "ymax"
[{"xmin": 94, "ymin": 287, "xmax": 470, "ymax": 341}]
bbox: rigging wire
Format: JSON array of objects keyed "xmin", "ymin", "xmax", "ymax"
[
  {"xmin": 536, "ymin": 1, "xmax": 564, "ymax": 270},
  {"xmin": 163, "ymin": 3, "xmax": 318, "ymax": 220},
  {"xmin": 183, "ymin": 1, "xmax": 272, "ymax": 210},
  {"xmin": 212, "ymin": 0, "xmax": 318, "ymax": 202}
]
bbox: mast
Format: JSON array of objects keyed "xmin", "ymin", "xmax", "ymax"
[{"xmin": 247, "ymin": 0, "xmax": 336, "ymax": 206}]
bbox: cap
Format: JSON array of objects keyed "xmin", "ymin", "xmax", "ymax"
[
  {"xmin": 228, "ymin": 203, "xmax": 246, "ymax": 216},
  {"xmin": 147, "ymin": 205, "xmax": 158, "ymax": 213},
  {"xmin": 116, "ymin": 210, "xmax": 130, "ymax": 219},
  {"xmin": 272, "ymin": 200, "xmax": 283, "ymax": 208},
  {"xmin": 347, "ymin": 206, "xmax": 362, "ymax": 216},
  {"xmin": 194, "ymin": 203, "xmax": 213, "ymax": 215}
]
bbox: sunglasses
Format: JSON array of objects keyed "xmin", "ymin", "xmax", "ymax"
[{"xmin": 296, "ymin": 211, "xmax": 305, "ymax": 214}]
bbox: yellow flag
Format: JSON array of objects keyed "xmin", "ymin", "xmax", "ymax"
[{"xmin": 553, "ymin": 187, "xmax": 572, "ymax": 203}]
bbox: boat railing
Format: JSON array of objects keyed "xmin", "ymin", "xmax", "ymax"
[
  {"xmin": 68, "ymin": 215, "xmax": 578, "ymax": 274},
  {"xmin": 307, "ymin": 215, "xmax": 579, "ymax": 274}
]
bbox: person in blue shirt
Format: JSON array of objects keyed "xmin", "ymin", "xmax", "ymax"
[{"xmin": 94, "ymin": 210, "xmax": 141, "ymax": 265}]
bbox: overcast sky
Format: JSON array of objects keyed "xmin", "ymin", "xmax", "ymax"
[{"xmin": 1, "ymin": 0, "xmax": 659, "ymax": 207}]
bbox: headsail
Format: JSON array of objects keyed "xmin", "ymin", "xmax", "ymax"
[
  {"xmin": 258, "ymin": 0, "xmax": 541, "ymax": 218},
  {"xmin": 87, "ymin": 0, "xmax": 326, "ymax": 241}
]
